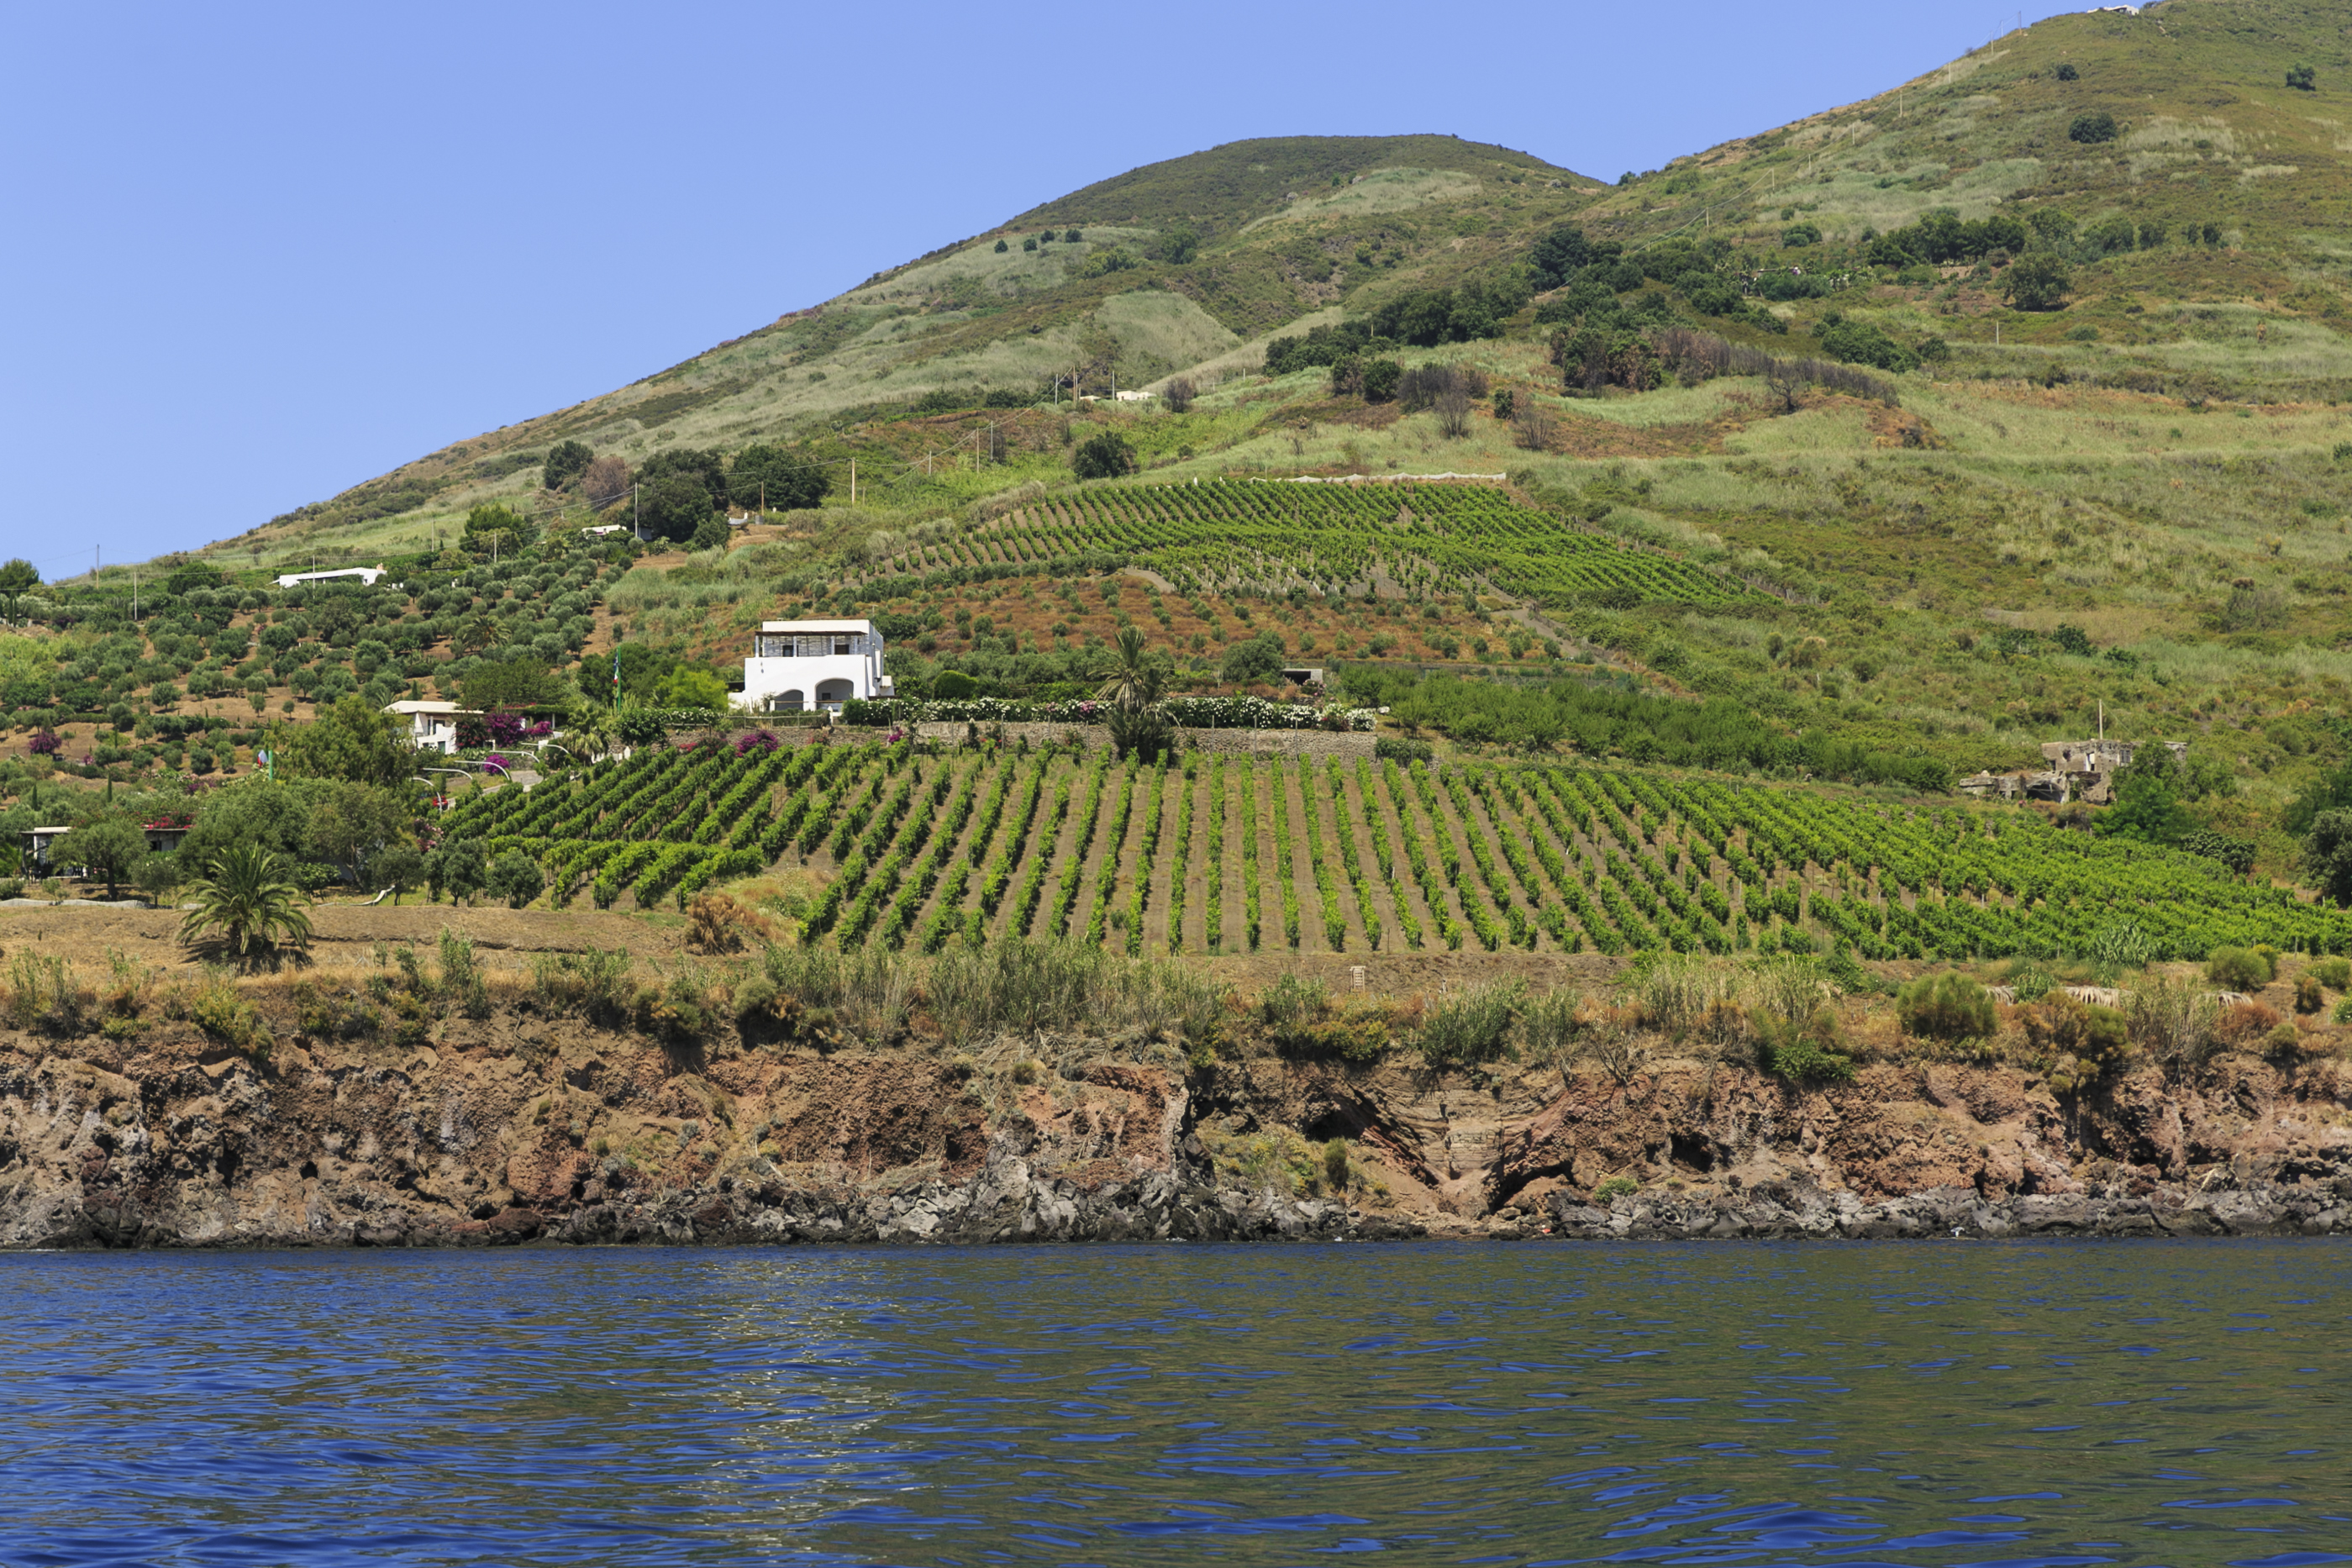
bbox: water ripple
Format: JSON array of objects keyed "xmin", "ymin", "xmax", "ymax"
[{"xmin": 0, "ymin": 1239, "xmax": 2345, "ymax": 1565}]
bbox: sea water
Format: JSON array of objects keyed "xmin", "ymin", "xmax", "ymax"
[{"xmin": 0, "ymin": 1240, "xmax": 2344, "ymax": 1566}]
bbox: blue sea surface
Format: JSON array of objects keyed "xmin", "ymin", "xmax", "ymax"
[{"xmin": 0, "ymin": 1239, "xmax": 2345, "ymax": 1566}]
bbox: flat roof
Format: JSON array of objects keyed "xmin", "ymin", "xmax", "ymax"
[
  {"xmin": 384, "ymin": 700, "xmax": 467, "ymax": 713},
  {"xmin": 757, "ymin": 619, "xmax": 877, "ymax": 634}
]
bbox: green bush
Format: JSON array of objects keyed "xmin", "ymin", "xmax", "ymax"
[
  {"xmin": 1897, "ymin": 971, "xmax": 1996, "ymax": 1040},
  {"xmin": 487, "ymin": 850, "xmax": 545, "ymax": 908},
  {"xmin": 1072, "ymin": 432, "xmax": 1138, "ymax": 480},
  {"xmin": 2310, "ymin": 956, "xmax": 2351, "ymax": 991},
  {"xmin": 2205, "ymin": 946, "xmax": 2270, "ymax": 990},
  {"xmin": 1374, "ymin": 734, "xmax": 1433, "ymax": 764},
  {"xmin": 1417, "ymin": 981, "xmax": 1523, "ymax": 1068},
  {"xmin": 2068, "ymin": 111, "xmax": 2118, "ymax": 144},
  {"xmin": 2296, "ymin": 974, "xmax": 2326, "ymax": 1014},
  {"xmin": 1593, "ymin": 1174, "xmax": 1639, "ymax": 1202},
  {"xmin": 1760, "ymin": 1024, "xmax": 1855, "ymax": 1083}
]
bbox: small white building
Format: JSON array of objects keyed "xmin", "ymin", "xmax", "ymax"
[
  {"xmin": 276, "ymin": 565, "xmax": 389, "ymax": 589},
  {"xmin": 738, "ymin": 618, "xmax": 893, "ymax": 714},
  {"xmin": 22, "ymin": 827, "xmax": 73, "ymax": 874},
  {"xmin": 580, "ymin": 524, "xmax": 631, "ymax": 539},
  {"xmin": 385, "ymin": 699, "xmax": 473, "ymax": 755}
]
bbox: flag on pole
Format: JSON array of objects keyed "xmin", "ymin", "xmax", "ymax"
[{"xmin": 612, "ymin": 648, "xmax": 621, "ymax": 702}]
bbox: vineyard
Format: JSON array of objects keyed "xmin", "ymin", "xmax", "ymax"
[
  {"xmin": 902, "ymin": 480, "xmax": 1755, "ymax": 608},
  {"xmin": 440, "ymin": 737, "xmax": 2352, "ymax": 960}
]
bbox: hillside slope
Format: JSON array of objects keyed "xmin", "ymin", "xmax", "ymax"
[{"xmin": 16, "ymin": 0, "xmax": 2352, "ymax": 872}]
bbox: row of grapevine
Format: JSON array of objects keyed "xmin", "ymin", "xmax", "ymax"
[{"xmin": 442, "ymin": 738, "xmax": 2352, "ymax": 960}]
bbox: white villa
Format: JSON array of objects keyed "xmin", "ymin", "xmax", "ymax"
[
  {"xmin": 739, "ymin": 618, "xmax": 892, "ymax": 713},
  {"xmin": 384, "ymin": 699, "xmax": 472, "ymax": 755},
  {"xmin": 276, "ymin": 565, "xmax": 390, "ymax": 589}
]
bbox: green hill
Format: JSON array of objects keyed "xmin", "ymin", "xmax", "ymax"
[{"xmin": 15, "ymin": 0, "xmax": 2352, "ymax": 887}]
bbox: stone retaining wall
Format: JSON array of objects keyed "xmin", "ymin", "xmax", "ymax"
[{"xmin": 905, "ymin": 721, "xmax": 1374, "ymax": 758}]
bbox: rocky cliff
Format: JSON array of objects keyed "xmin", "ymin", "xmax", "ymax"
[{"xmin": 5, "ymin": 1005, "xmax": 2349, "ymax": 1249}]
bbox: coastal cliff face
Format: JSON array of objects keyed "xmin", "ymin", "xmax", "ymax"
[{"xmin": 6, "ymin": 1002, "xmax": 2351, "ymax": 1249}]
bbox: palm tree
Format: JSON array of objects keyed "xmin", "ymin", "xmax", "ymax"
[
  {"xmin": 1095, "ymin": 625, "xmax": 1165, "ymax": 712},
  {"xmin": 180, "ymin": 845, "xmax": 313, "ymax": 961},
  {"xmin": 1095, "ymin": 625, "xmax": 1173, "ymax": 761}
]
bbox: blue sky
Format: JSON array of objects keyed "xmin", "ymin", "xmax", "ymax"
[{"xmin": 0, "ymin": 1, "xmax": 2083, "ymax": 575}]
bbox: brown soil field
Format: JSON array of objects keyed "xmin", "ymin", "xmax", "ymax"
[{"xmin": 0, "ymin": 901, "xmax": 679, "ymax": 971}]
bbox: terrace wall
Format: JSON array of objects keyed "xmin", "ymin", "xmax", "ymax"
[{"xmin": 905, "ymin": 722, "xmax": 1375, "ymax": 759}]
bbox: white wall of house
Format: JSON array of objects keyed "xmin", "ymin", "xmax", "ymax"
[
  {"xmin": 738, "ymin": 619, "xmax": 892, "ymax": 713},
  {"xmin": 384, "ymin": 700, "xmax": 470, "ymax": 755}
]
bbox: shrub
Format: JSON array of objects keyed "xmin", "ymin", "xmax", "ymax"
[
  {"xmin": 2007, "ymin": 960, "xmax": 2058, "ymax": 1003},
  {"xmin": 189, "ymin": 971, "xmax": 267, "ymax": 1057},
  {"xmin": 687, "ymin": 891, "xmax": 775, "ymax": 955},
  {"xmin": 1417, "ymin": 981, "xmax": 1523, "ymax": 1068},
  {"xmin": 1593, "ymin": 1174, "xmax": 1639, "ymax": 1202},
  {"xmin": 2126, "ymin": 977, "xmax": 2219, "ymax": 1074},
  {"xmin": 2086, "ymin": 921, "xmax": 2155, "ymax": 976},
  {"xmin": 1072, "ymin": 432, "xmax": 1138, "ymax": 480},
  {"xmin": 437, "ymin": 928, "xmax": 491, "ymax": 1019},
  {"xmin": 2205, "ymin": 946, "xmax": 2270, "ymax": 991},
  {"xmin": 2024, "ymin": 993, "xmax": 2132, "ymax": 1094},
  {"xmin": 1375, "ymin": 735, "xmax": 1433, "ymax": 765},
  {"xmin": 1260, "ymin": 971, "xmax": 1330, "ymax": 1029},
  {"xmin": 486, "ymin": 850, "xmax": 545, "ymax": 908},
  {"xmin": 531, "ymin": 948, "xmax": 634, "ymax": 1023},
  {"xmin": 2296, "ymin": 974, "xmax": 2326, "ymax": 1014},
  {"xmin": 2312, "ymin": 957, "xmax": 2352, "ymax": 991},
  {"xmin": 2055, "ymin": 62, "xmax": 2079, "ymax": 81},
  {"xmin": 1897, "ymin": 972, "xmax": 1995, "ymax": 1040},
  {"xmin": 2068, "ymin": 112, "xmax": 2118, "ymax": 144},
  {"xmin": 2216, "ymin": 1000, "xmax": 2283, "ymax": 1046},
  {"xmin": 1760, "ymin": 1019, "xmax": 1855, "ymax": 1083}
]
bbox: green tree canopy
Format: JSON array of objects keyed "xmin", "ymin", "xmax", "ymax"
[
  {"xmin": 487, "ymin": 849, "xmax": 545, "ymax": 908},
  {"xmin": 1221, "ymin": 630, "xmax": 1286, "ymax": 683},
  {"xmin": 372, "ymin": 844, "xmax": 424, "ymax": 904},
  {"xmin": 542, "ymin": 439, "xmax": 594, "ymax": 489},
  {"xmin": 166, "ymin": 561, "xmax": 226, "ymax": 596},
  {"xmin": 460, "ymin": 502, "xmax": 534, "ymax": 554},
  {"xmin": 2002, "ymin": 254, "xmax": 2072, "ymax": 312},
  {"xmin": 728, "ymin": 444, "xmax": 831, "ymax": 512},
  {"xmin": 638, "ymin": 472, "xmax": 719, "ymax": 542},
  {"xmin": 654, "ymin": 666, "xmax": 729, "ymax": 710},
  {"xmin": 1528, "ymin": 224, "xmax": 1592, "ymax": 290},
  {"xmin": 2092, "ymin": 771, "xmax": 2197, "ymax": 847},
  {"xmin": 302, "ymin": 781, "xmax": 410, "ymax": 886},
  {"xmin": 52, "ymin": 815, "xmax": 146, "ymax": 899},
  {"xmin": 638, "ymin": 447, "xmax": 727, "ymax": 500},
  {"xmin": 460, "ymin": 658, "xmax": 565, "ymax": 711},
  {"xmin": 270, "ymin": 693, "xmax": 413, "ymax": 787},
  {"xmin": 2304, "ymin": 809, "xmax": 2352, "ymax": 906},
  {"xmin": 1071, "ymin": 432, "xmax": 1138, "ymax": 480},
  {"xmin": 0, "ymin": 559, "xmax": 39, "ymax": 597},
  {"xmin": 426, "ymin": 837, "xmax": 487, "ymax": 905}
]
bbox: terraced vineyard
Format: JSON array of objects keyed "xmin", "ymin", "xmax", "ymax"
[
  {"xmin": 441, "ymin": 737, "xmax": 2352, "ymax": 960},
  {"xmin": 929, "ymin": 480, "xmax": 1755, "ymax": 607}
]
